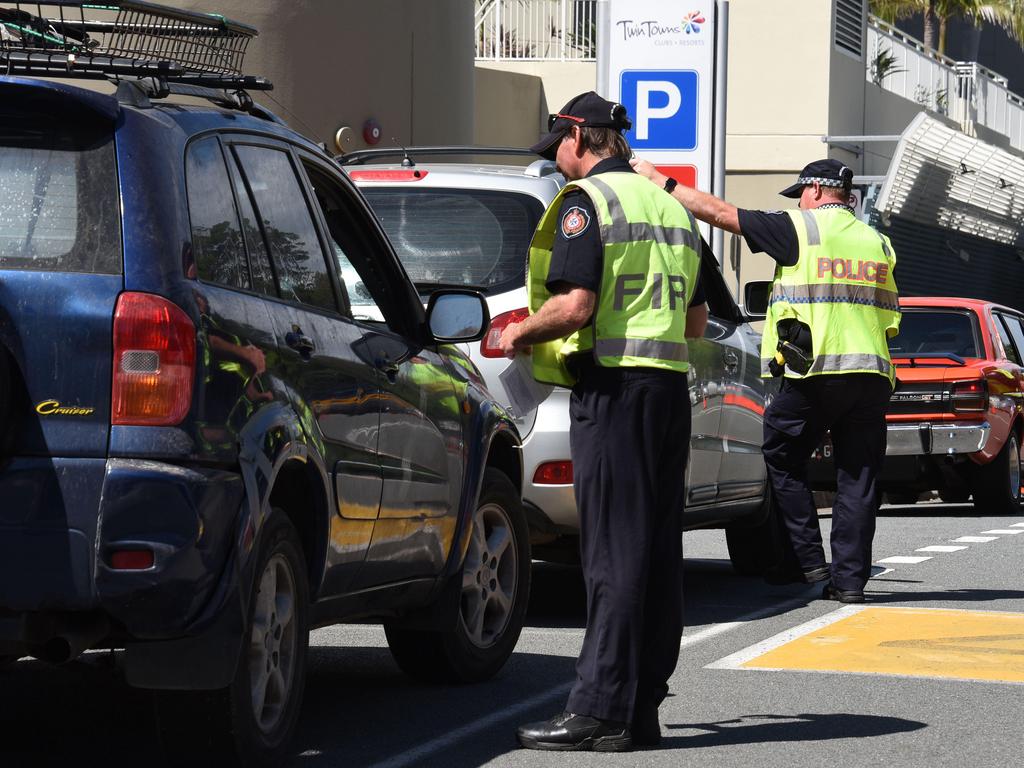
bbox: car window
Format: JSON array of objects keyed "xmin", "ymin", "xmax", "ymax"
[
  {"xmin": 303, "ymin": 163, "xmax": 398, "ymax": 325},
  {"xmin": 995, "ymin": 315, "xmax": 1019, "ymax": 370},
  {"xmin": 888, "ymin": 310, "xmax": 981, "ymax": 358},
  {"xmin": 696, "ymin": 239, "xmax": 739, "ymax": 322},
  {"xmin": 1001, "ymin": 314, "xmax": 1024, "ymax": 364},
  {"xmin": 0, "ymin": 105, "xmax": 120, "ymax": 274},
  {"xmin": 358, "ymin": 187, "xmax": 542, "ymax": 296},
  {"xmin": 233, "ymin": 145, "xmax": 337, "ymax": 312},
  {"xmin": 185, "ymin": 137, "xmax": 249, "ymax": 290},
  {"xmin": 225, "ymin": 147, "xmax": 277, "ymax": 297}
]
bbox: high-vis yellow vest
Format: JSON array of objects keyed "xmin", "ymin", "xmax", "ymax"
[
  {"xmin": 761, "ymin": 208, "xmax": 901, "ymax": 384},
  {"xmin": 528, "ymin": 172, "xmax": 702, "ymax": 386}
]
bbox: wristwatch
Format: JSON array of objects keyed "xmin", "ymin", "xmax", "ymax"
[{"xmin": 663, "ymin": 176, "xmax": 678, "ymax": 194}]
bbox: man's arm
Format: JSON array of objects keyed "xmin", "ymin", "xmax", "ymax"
[
  {"xmin": 686, "ymin": 303, "xmax": 708, "ymax": 339},
  {"xmin": 631, "ymin": 159, "xmax": 741, "ymax": 234},
  {"xmin": 498, "ymin": 286, "xmax": 595, "ymax": 358}
]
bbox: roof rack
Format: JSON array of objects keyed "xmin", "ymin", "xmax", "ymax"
[
  {"xmin": 0, "ymin": 1, "xmax": 271, "ymax": 90},
  {"xmin": 337, "ymin": 146, "xmax": 541, "ymax": 166}
]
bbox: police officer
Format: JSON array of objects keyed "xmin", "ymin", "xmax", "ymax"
[
  {"xmin": 633, "ymin": 158, "xmax": 900, "ymax": 604},
  {"xmin": 498, "ymin": 92, "xmax": 707, "ymax": 752}
]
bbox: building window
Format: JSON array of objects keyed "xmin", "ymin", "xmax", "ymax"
[{"xmin": 834, "ymin": 0, "xmax": 866, "ymax": 59}]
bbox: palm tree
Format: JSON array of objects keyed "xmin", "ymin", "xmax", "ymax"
[{"xmin": 870, "ymin": 1, "xmax": 1024, "ymax": 55}]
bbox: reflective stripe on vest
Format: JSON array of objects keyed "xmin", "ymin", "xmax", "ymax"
[
  {"xmin": 771, "ymin": 282, "xmax": 900, "ymax": 312},
  {"xmin": 595, "ymin": 337, "xmax": 689, "ymax": 362},
  {"xmin": 760, "ymin": 352, "xmax": 892, "ymax": 377},
  {"xmin": 587, "ymin": 176, "xmax": 701, "ymax": 251}
]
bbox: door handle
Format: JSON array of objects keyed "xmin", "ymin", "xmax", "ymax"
[{"xmin": 285, "ymin": 327, "xmax": 315, "ymax": 359}]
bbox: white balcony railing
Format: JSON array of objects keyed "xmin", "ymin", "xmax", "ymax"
[
  {"xmin": 868, "ymin": 16, "xmax": 1024, "ymax": 152},
  {"xmin": 475, "ymin": 0, "xmax": 597, "ymax": 62}
]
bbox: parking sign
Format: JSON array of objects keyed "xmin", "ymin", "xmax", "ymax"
[
  {"xmin": 620, "ymin": 70, "xmax": 699, "ymax": 150},
  {"xmin": 599, "ymin": 0, "xmax": 718, "ymax": 198}
]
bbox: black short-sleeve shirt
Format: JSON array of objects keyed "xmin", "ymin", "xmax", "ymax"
[
  {"xmin": 545, "ymin": 156, "xmax": 706, "ymax": 307},
  {"xmin": 735, "ymin": 208, "xmax": 800, "ymax": 267}
]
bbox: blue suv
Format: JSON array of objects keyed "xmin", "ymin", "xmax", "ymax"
[{"xmin": 0, "ymin": 3, "xmax": 527, "ymax": 764}]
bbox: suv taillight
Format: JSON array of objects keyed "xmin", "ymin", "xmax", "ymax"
[
  {"xmin": 111, "ymin": 292, "xmax": 196, "ymax": 426},
  {"xmin": 950, "ymin": 380, "xmax": 988, "ymax": 413},
  {"xmin": 480, "ymin": 308, "xmax": 529, "ymax": 358}
]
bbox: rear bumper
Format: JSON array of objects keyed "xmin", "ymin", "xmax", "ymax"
[
  {"xmin": 885, "ymin": 421, "xmax": 990, "ymax": 456},
  {"xmin": 521, "ymin": 388, "xmax": 577, "ymax": 530},
  {"xmin": 0, "ymin": 457, "xmax": 243, "ymax": 647}
]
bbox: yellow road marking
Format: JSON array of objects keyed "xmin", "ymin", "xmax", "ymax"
[{"xmin": 712, "ymin": 607, "xmax": 1024, "ymax": 684}]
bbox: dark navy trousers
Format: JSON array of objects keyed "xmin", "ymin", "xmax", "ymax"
[
  {"xmin": 565, "ymin": 361, "xmax": 690, "ymax": 723},
  {"xmin": 762, "ymin": 373, "xmax": 891, "ymax": 592}
]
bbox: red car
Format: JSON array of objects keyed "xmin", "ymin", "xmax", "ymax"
[{"xmin": 811, "ymin": 297, "xmax": 1024, "ymax": 513}]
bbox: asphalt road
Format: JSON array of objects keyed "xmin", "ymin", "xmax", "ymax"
[{"xmin": 2, "ymin": 502, "xmax": 1022, "ymax": 767}]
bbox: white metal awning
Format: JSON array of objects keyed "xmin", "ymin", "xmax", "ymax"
[{"xmin": 875, "ymin": 112, "xmax": 1024, "ymax": 246}]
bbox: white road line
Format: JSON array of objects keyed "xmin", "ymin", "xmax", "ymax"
[
  {"xmin": 982, "ymin": 529, "xmax": 1024, "ymax": 535},
  {"xmin": 707, "ymin": 605, "xmax": 864, "ymax": 670},
  {"xmin": 873, "ymin": 568, "xmax": 896, "ymax": 577},
  {"xmin": 916, "ymin": 545, "xmax": 968, "ymax": 553},
  {"xmin": 1011, "ymin": 522, "xmax": 1024, "ymax": 528},
  {"xmin": 366, "ymin": 589, "xmax": 819, "ymax": 768},
  {"xmin": 877, "ymin": 555, "xmax": 933, "ymax": 564},
  {"xmin": 953, "ymin": 536, "xmax": 998, "ymax": 543},
  {"xmin": 679, "ymin": 591, "xmax": 817, "ymax": 649}
]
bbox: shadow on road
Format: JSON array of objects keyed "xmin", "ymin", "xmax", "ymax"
[
  {"xmin": 868, "ymin": 588, "xmax": 1024, "ymax": 604},
  {"xmin": 663, "ymin": 712, "xmax": 926, "ymax": 747}
]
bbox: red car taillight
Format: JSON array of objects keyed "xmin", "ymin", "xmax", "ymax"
[
  {"xmin": 480, "ymin": 308, "xmax": 529, "ymax": 358},
  {"xmin": 950, "ymin": 379, "xmax": 988, "ymax": 413},
  {"xmin": 111, "ymin": 292, "xmax": 196, "ymax": 426}
]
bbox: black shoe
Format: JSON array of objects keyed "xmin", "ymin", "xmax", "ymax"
[
  {"xmin": 764, "ymin": 564, "xmax": 831, "ymax": 585},
  {"xmin": 821, "ymin": 582, "xmax": 866, "ymax": 603},
  {"xmin": 517, "ymin": 712, "xmax": 632, "ymax": 752},
  {"xmin": 631, "ymin": 706, "xmax": 661, "ymax": 748}
]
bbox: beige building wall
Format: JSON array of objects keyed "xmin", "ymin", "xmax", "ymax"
[
  {"xmin": 171, "ymin": 0, "xmax": 474, "ymax": 153},
  {"xmin": 474, "ymin": 61, "xmax": 598, "ymax": 145}
]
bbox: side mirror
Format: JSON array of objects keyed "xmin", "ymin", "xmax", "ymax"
[
  {"xmin": 743, "ymin": 280, "xmax": 772, "ymax": 319},
  {"xmin": 426, "ymin": 289, "xmax": 490, "ymax": 343}
]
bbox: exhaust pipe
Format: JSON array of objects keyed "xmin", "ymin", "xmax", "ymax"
[{"xmin": 28, "ymin": 616, "xmax": 109, "ymax": 665}]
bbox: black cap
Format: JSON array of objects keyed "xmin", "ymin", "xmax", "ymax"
[
  {"xmin": 779, "ymin": 159, "xmax": 855, "ymax": 198},
  {"xmin": 529, "ymin": 91, "xmax": 633, "ymax": 160}
]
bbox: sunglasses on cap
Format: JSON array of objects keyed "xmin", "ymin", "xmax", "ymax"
[{"xmin": 547, "ymin": 112, "xmax": 586, "ymax": 130}]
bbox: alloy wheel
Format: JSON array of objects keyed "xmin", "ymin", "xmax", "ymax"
[
  {"xmin": 248, "ymin": 552, "xmax": 298, "ymax": 735},
  {"xmin": 460, "ymin": 502, "xmax": 519, "ymax": 649}
]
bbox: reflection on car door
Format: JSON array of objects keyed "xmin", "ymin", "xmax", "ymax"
[
  {"xmin": 714, "ymin": 318, "xmax": 767, "ymax": 501},
  {"xmin": 229, "ymin": 139, "xmax": 383, "ymax": 595},
  {"xmin": 298, "ymin": 158, "xmax": 462, "ymax": 587},
  {"xmin": 685, "ymin": 332, "xmax": 724, "ymax": 506}
]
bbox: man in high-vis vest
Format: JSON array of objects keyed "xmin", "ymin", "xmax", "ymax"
[
  {"xmin": 499, "ymin": 91, "xmax": 708, "ymax": 752},
  {"xmin": 632, "ymin": 158, "xmax": 900, "ymax": 605}
]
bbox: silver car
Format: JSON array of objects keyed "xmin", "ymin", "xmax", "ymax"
[{"xmin": 342, "ymin": 148, "xmax": 783, "ymax": 573}]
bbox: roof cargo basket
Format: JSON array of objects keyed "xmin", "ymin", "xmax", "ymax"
[{"xmin": 0, "ymin": 1, "xmax": 270, "ymax": 89}]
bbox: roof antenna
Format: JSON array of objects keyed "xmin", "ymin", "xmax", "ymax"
[{"xmin": 393, "ymin": 138, "xmax": 415, "ymax": 167}]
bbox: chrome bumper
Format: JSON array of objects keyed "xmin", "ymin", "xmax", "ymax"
[{"xmin": 886, "ymin": 422, "xmax": 990, "ymax": 456}]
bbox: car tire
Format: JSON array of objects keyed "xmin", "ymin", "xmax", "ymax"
[
  {"xmin": 385, "ymin": 468, "xmax": 530, "ymax": 683},
  {"xmin": 155, "ymin": 513, "xmax": 309, "ymax": 767},
  {"xmin": 725, "ymin": 488, "xmax": 792, "ymax": 577},
  {"xmin": 972, "ymin": 431, "xmax": 1022, "ymax": 515}
]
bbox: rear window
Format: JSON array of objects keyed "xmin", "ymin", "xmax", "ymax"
[
  {"xmin": 889, "ymin": 310, "xmax": 981, "ymax": 358},
  {"xmin": 358, "ymin": 187, "xmax": 542, "ymax": 295},
  {"xmin": 0, "ymin": 106, "xmax": 120, "ymax": 274}
]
